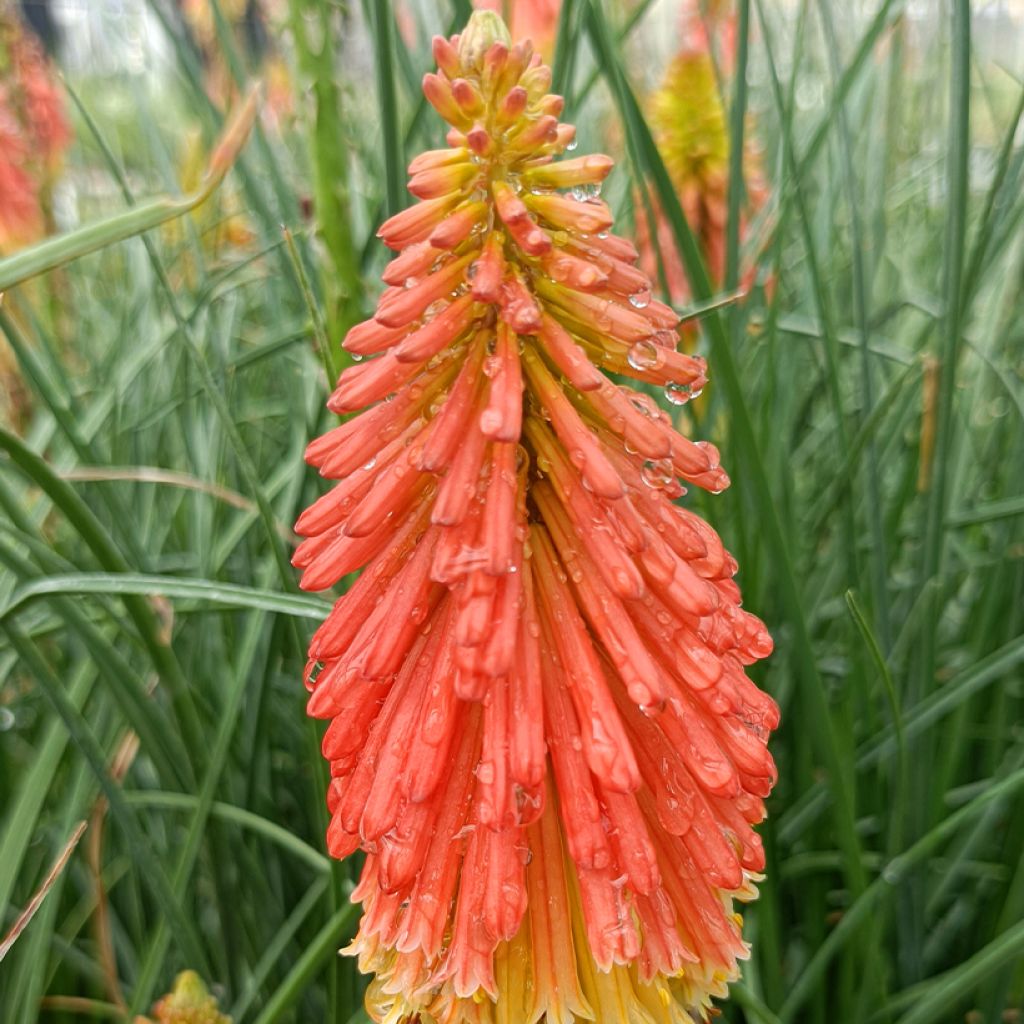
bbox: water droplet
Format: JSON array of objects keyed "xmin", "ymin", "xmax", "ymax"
[
  {"xmin": 566, "ymin": 137, "xmax": 578, "ymax": 152},
  {"xmin": 628, "ymin": 288, "xmax": 651, "ymax": 309},
  {"xmin": 641, "ymin": 459, "xmax": 675, "ymax": 489},
  {"xmin": 351, "ymin": 352, "xmax": 363, "ymax": 362},
  {"xmin": 882, "ymin": 863, "xmax": 902, "ymax": 885},
  {"xmin": 566, "ymin": 447, "xmax": 586, "ymax": 474},
  {"xmin": 362, "ymin": 456, "xmax": 377, "ymax": 471},
  {"xmin": 627, "ymin": 339, "xmax": 660, "ymax": 371},
  {"xmin": 597, "ymin": 231, "xmax": 609, "ymax": 239},
  {"xmin": 404, "ymin": 276, "xmax": 419, "ymax": 289},
  {"xmin": 664, "ymin": 381, "xmax": 692, "ymax": 405}
]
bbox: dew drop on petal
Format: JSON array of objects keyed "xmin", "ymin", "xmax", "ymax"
[
  {"xmin": 641, "ymin": 459, "xmax": 675, "ymax": 489},
  {"xmin": 664, "ymin": 381, "xmax": 692, "ymax": 405},
  {"xmin": 628, "ymin": 288, "xmax": 651, "ymax": 309},
  {"xmin": 627, "ymin": 339, "xmax": 660, "ymax": 371}
]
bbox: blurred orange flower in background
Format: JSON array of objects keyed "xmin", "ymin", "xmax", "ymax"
[
  {"xmin": 0, "ymin": 4, "xmax": 71, "ymax": 251},
  {"xmin": 296, "ymin": 11, "xmax": 776, "ymax": 1023}
]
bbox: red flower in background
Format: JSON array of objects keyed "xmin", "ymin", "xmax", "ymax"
[
  {"xmin": 296, "ymin": 12, "xmax": 777, "ymax": 1022},
  {"xmin": 0, "ymin": 7, "xmax": 71, "ymax": 250}
]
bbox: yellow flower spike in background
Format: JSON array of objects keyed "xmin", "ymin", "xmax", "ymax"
[
  {"xmin": 297, "ymin": 11, "xmax": 777, "ymax": 1024},
  {"xmin": 636, "ymin": 0, "xmax": 768, "ymax": 306},
  {"xmin": 134, "ymin": 970, "xmax": 231, "ymax": 1024}
]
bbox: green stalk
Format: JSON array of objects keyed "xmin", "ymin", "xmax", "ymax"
[
  {"xmin": 904, "ymin": 0, "xmax": 971, "ymax": 980},
  {"xmin": 371, "ymin": 0, "xmax": 404, "ymax": 219},
  {"xmin": 817, "ymin": 0, "xmax": 892, "ymax": 653},
  {"xmin": 288, "ymin": 0, "xmax": 364, "ymax": 348}
]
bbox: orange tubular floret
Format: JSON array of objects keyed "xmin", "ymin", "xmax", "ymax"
[{"xmin": 296, "ymin": 12, "xmax": 777, "ymax": 1024}]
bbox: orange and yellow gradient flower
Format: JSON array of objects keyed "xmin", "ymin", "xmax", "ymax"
[{"xmin": 296, "ymin": 13, "xmax": 777, "ymax": 1023}]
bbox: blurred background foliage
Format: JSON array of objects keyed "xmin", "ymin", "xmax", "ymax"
[{"xmin": 1, "ymin": 0, "xmax": 1023, "ymax": 1022}]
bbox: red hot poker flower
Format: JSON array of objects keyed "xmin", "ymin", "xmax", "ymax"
[{"xmin": 296, "ymin": 12, "xmax": 777, "ymax": 1023}]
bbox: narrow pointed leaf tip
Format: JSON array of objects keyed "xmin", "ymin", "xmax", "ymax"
[{"xmin": 296, "ymin": 13, "xmax": 776, "ymax": 1023}]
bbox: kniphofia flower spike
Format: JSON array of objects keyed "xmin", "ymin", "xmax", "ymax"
[
  {"xmin": 296, "ymin": 12, "xmax": 777, "ymax": 1023},
  {"xmin": 635, "ymin": 0, "xmax": 769, "ymax": 305}
]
